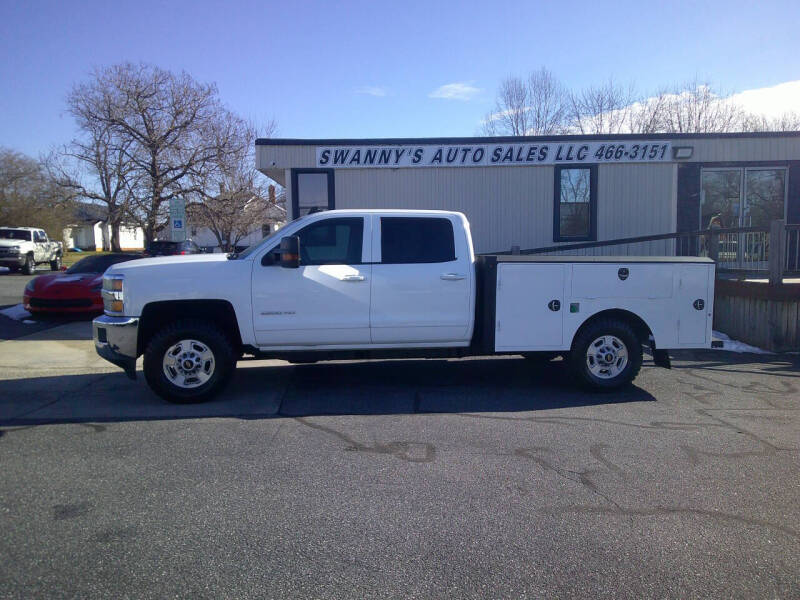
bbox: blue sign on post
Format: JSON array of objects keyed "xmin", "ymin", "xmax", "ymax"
[{"xmin": 169, "ymin": 198, "xmax": 186, "ymax": 242}]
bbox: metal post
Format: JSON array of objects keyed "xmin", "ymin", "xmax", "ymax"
[
  {"xmin": 769, "ymin": 219, "xmax": 785, "ymax": 287},
  {"xmin": 708, "ymin": 230, "xmax": 719, "ymax": 262}
]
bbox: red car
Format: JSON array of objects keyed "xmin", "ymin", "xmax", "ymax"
[{"xmin": 23, "ymin": 253, "xmax": 142, "ymax": 314}]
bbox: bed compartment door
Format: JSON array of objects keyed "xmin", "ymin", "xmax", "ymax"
[
  {"xmin": 494, "ymin": 263, "xmax": 566, "ymax": 351},
  {"xmin": 677, "ymin": 264, "xmax": 711, "ymax": 345}
]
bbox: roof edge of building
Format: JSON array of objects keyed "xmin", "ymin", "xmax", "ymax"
[{"xmin": 256, "ymin": 130, "xmax": 800, "ymax": 146}]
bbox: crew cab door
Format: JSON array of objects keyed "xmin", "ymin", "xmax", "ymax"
[
  {"xmin": 252, "ymin": 216, "xmax": 371, "ymax": 346},
  {"xmin": 369, "ymin": 215, "xmax": 473, "ymax": 344}
]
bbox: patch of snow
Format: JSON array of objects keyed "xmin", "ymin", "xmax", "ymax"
[
  {"xmin": 712, "ymin": 330, "xmax": 772, "ymax": 354},
  {"xmin": 0, "ymin": 303, "xmax": 33, "ymax": 321}
]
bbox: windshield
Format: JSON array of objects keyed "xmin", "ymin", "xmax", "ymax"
[
  {"xmin": 0, "ymin": 229, "xmax": 32, "ymax": 241},
  {"xmin": 66, "ymin": 254, "xmax": 141, "ymax": 274},
  {"xmin": 235, "ymin": 217, "xmax": 305, "ymax": 259}
]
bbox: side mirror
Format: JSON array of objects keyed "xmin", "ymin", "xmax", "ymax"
[{"xmin": 279, "ymin": 236, "xmax": 300, "ymax": 269}]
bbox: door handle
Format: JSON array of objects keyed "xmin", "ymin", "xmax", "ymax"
[
  {"xmin": 340, "ymin": 274, "xmax": 365, "ymax": 282},
  {"xmin": 440, "ymin": 273, "xmax": 465, "ymax": 281}
]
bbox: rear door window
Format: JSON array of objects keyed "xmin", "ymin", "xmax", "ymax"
[{"xmin": 380, "ymin": 217, "xmax": 456, "ymax": 264}]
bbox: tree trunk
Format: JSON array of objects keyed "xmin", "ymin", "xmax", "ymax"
[{"xmin": 109, "ymin": 219, "xmax": 122, "ymax": 252}]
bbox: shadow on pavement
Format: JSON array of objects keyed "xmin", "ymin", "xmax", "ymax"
[
  {"xmin": 0, "ymin": 311, "xmax": 96, "ymax": 341},
  {"xmin": 0, "ymin": 357, "xmax": 656, "ymax": 427},
  {"xmin": 670, "ymin": 349, "xmax": 800, "ymax": 377}
]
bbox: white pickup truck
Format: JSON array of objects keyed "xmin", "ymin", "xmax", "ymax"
[
  {"xmin": 0, "ymin": 227, "xmax": 63, "ymax": 274},
  {"xmin": 93, "ymin": 210, "xmax": 714, "ymax": 402}
]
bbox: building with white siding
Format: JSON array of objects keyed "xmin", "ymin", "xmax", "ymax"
[
  {"xmin": 256, "ymin": 132, "xmax": 800, "ymax": 254},
  {"xmin": 63, "ymin": 203, "xmax": 145, "ymax": 251}
]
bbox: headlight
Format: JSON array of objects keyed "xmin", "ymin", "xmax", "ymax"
[
  {"xmin": 102, "ymin": 274, "xmax": 125, "ymax": 314},
  {"xmin": 9, "ymin": 246, "xmax": 20, "ymax": 253}
]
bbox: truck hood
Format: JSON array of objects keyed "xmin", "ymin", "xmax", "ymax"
[
  {"xmin": 107, "ymin": 253, "xmax": 231, "ymax": 273},
  {"xmin": 103, "ymin": 253, "xmax": 252, "ymax": 318},
  {"xmin": 0, "ymin": 239, "xmax": 30, "ymax": 247}
]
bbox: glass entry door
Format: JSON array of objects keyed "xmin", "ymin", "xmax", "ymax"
[{"xmin": 701, "ymin": 167, "xmax": 786, "ymax": 268}]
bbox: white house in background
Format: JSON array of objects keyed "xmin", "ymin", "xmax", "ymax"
[
  {"xmin": 63, "ymin": 203, "xmax": 145, "ymax": 251},
  {"xmin": 189, "ymin": 201, "xmax": 287, "ymax": 252}
]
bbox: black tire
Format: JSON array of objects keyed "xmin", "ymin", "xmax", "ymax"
[
  {"xmin": 22, "ymin": 254, "xmax": 34, "ymax": 275},
  {"xmin": 143, "ymin": 319, "xmax": 236, "ymax": 403},
  {"xmin": 50, "ymin": 254, "xmax": 61, "ymax": 271},
  {"xmin": 569, "ymin": 318, "xmax": 642, "ymax": 391}
]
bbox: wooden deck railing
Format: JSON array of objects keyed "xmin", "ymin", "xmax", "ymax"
[{"xmin": 488, "ymin": 220, "xmax": 799, "ymax": 285}]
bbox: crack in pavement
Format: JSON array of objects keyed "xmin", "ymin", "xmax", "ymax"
[
  {"xmin": 294, "ymin": 417, "xmax": 436, "ymax": 463},
  {"xmin": 513, "ymin": 447, "xmax": 633, "ymax": 525}
]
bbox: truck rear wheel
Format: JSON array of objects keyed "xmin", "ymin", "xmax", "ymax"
[
  {"xmin": 143, "ymin": 319, "xmax": 236, "ymax": 403},
  {"xmin": 569, "ymin": 318, "xmax": 642, "ymax": 391}
]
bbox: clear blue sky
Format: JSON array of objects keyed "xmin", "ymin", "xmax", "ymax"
[{"xmin": 2, "ymin": 0, "xmax": 799, "ymax": 158}]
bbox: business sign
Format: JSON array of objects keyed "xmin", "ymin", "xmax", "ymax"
[
  {"xmin": 317, "ymin": 140, "xmax": 673, "ymax": 169},
  {"xmin": 169, "ymin": 198, "xmax": 186, "ymax": 242}
]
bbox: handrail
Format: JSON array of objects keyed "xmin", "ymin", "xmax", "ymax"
[{"xmin": 485, "ymin": 225, "xmax": 770, "ymax": 256}]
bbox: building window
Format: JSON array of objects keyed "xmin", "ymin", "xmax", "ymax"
[
  {"xmin": 554, "ymin": 166, "xmax": 596, "ymax": 242},
  {"xmin": 191, "ymin": 226, "xmax": 198, "ymax": 237},
  {"xmin": 291, "ymin": 169, "xmax": 334, "ymax": 218},
  {"xmin": 701, "ymin": 167, "xmax": 786, "ymax": 229}
]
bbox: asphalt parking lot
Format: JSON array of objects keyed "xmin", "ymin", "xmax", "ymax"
[
  {"xmin": 1, "ymin": 311, "xmax": 798, "ymax": 598},
  {"xmin": 0, "ymin": 268, "xmax": 36, "ymax": 307}
]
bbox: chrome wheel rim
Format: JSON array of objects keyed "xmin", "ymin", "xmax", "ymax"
[
  {"xmin": 162, "ymin": 339, "xmax": 215, "ymax": 388},
  {"xmin": 586, "ymin": 335, "xmax": 628, "ymax": 379}
]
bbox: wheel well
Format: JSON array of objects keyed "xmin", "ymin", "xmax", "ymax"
[
  {"xmin": 138, "ymin": 300, "xmax": 242, "ymax": 355},
  {"xmin": 571, "ymin": 309, "xmax": 653, "ymax": 350}
]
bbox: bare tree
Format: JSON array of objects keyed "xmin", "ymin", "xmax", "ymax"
[
  {"xmin": 741, "ymin": 111, "xmax": 800, "ymax": 132},
  {"xmin": 481, "ymin": 68, "xmax": 568, "ymax": 136},
  {"xmin": 482, "ymin": 76, "xmax": 529, "ymax": 136},
  {"xmin": 0, "ymin": 148, "xmax": 72, "ymax": 240},
  {"xmin": 567, "ymin": 78, "xmax": 636, "ymax": 134},
  {"xmin": 189, "ymin": 119, "xmax": 280, "ymax": 252},
  {"xmin": 49, "ymin": 121, "xmax": 136, "ymax": 251},
  {"xmin": 67, "ymin": 63, "xmax": 235, "ymax": 243},
  {"xmin": 627, "ymin": 89, "xmax": 669, "ymax": 134},
  {"xmin": 658, "ymin": 79, "xmax": 744, "ymax": 133}
]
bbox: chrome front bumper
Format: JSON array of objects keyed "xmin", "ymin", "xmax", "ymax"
[{"xmin": 93, "ymin": 315, "xmax": 139, "ymax": 379}]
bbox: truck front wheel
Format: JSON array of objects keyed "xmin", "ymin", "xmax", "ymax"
[
  {"xmin": 569, "ymin": 318, "xmax": 642, "ymax": 391},
  {"xmin": 50, "ymin": 255, "xmax": 61, "ymax": 271},
  {"xmin": 22, "ymin": 254, "xmax": 34, "ymax": 275},
  {"xmin": 143, "ymin": 319, "xmax": 236, "ymax": 403}
]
